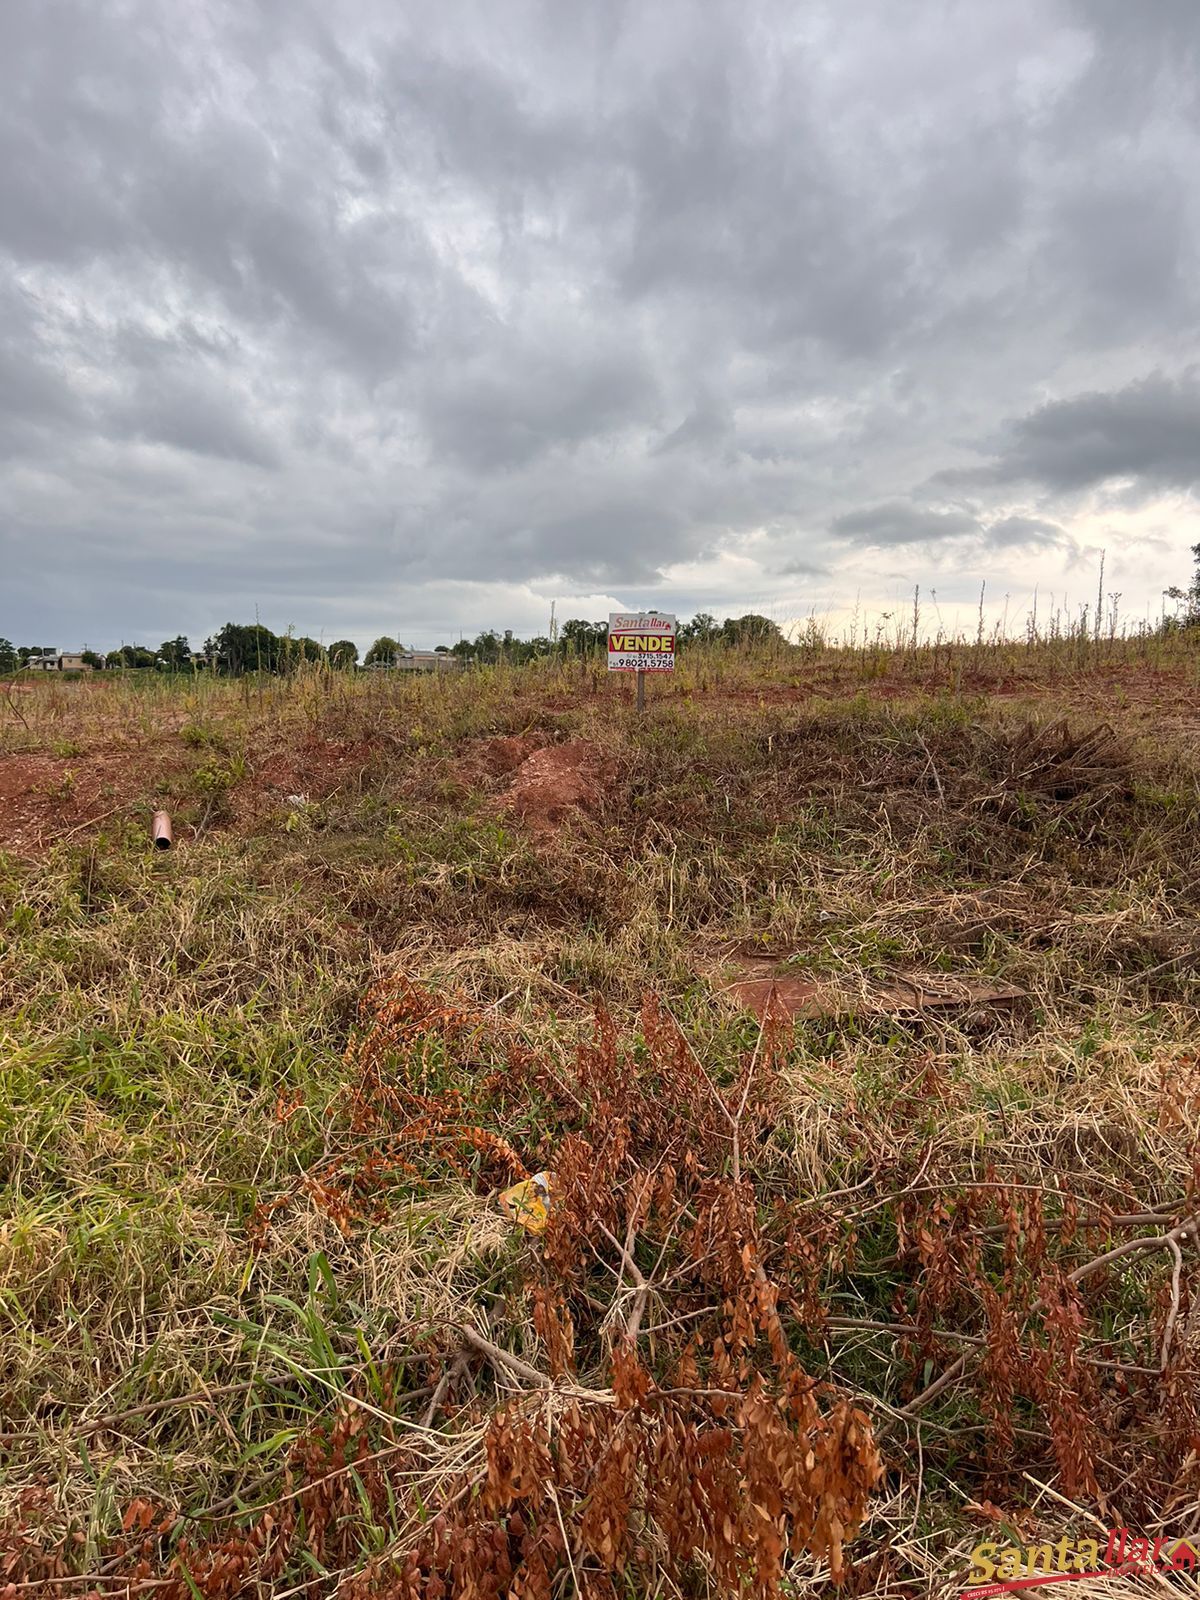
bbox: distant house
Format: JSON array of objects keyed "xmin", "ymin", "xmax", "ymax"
[
  {"xmin": 27, "ymin": 651, "xmax": 92, "ymax": 672},
  {"xmin": 370, "ymin": 651, "xmax": 463, "ymax": 673},
  {"xmin": 398, "ymin": 651, "xmax": 462, "ymax": 673}
]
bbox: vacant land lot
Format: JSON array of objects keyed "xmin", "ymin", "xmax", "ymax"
[{"xmin": 1, "ymin": 634, "xmax": 1198, "ymax": 1597}]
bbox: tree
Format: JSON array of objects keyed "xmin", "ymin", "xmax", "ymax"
[
  {"xmin": 158, "ymin": 636, "xmax": 191, "ymax": 670},
  {"xmin": 680, "ymin": 612, "xmax": 719, "ymax": 645},
  {"xmin": 209, "ymin": 622, "xmax": 282, "ymax": 675},
  {"xmin": 722, "ymin": 613, "xmax": 782, "ymax": 646},
  {"xmin": 275, "ymin": 634, "xmax": 322, "ymax": 671},
  {"xmin": 329, "ymin": 639, "xmax": 359, "ymax": 668},
  {"xmin": 469, "ymin": 629, "xmax": 502, "ymax": 664},
  {"xmin": 364, "ymin": 635, "xmax": 401, "ymax": 667},
  {"xmin": 0, "ymin": 639, "xmax": 16, "ymax": 673},
  {"xmin": 108, "ymin": 644, "xmax": 156, "ymax": 668},
  {"xmin": 559, "ymin": 619, "xmax": 608, "ymax": 655},
  {"xmin": 80, "ymin": 649, "xmax": 104, "ymax": 670}
]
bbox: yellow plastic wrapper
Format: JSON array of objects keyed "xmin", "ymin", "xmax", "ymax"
[{"xmin": 498, "ymin": 1171, "xmax": 555, "ymax": 1234}]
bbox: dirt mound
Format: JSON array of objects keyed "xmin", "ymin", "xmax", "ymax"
[
  {"xmin": 476, "ymin": 735, "xmax": 540, "ymax": 776},
  {"xmin": 500, "ymin": 740, "xmax": 616, "ymax": 830}
]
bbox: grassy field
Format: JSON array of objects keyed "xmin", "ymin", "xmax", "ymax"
[{"xmin": 1, "ymin": 632, "xmax": 1199, "ymax": 1597}]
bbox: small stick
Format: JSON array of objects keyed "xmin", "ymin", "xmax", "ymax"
[
  {"xmin": 1067, "ymin": 1214, "xmax": 1197, "ymax": 1284},
  {"xmin": 3, "ymin": 683, "xmax": 29, "ymax": 728},
  {"xmin": 420, "ymin": 1369, "xmax": 452, "ymax": 1430},
  {"xmin": 57, "ymin": 803, "xmax": 125, "ymax": 844},
  {"xmin": 915, "ymin": 732, "xmax": 945, "ymax": 804},
  {"xmin": 729, "ymin": 1017, "xmax": 765, "ymax": 1188},
  {"xmin": 1020, "ymin": 1472, "xmax": 1110, "ymax": 1536},
  {"xmin": 422, "ymin": 1350, "xmax": 471, "ymax": 1428},
  {"xmin": 546, "ymin": 1480, "xmax": 581, "ymax": 1594},
  {"xmin": 1138, "ymin": 947, "xmax": 1200, "ymax": 981},
  {"xmin": 595, "ymin": 1218, "xmax": 651, "ymax": 1339},
  {"xmin": 891, "ymin": 1352, "xmax": 972, "ymax": 1420},
  {"xmin": 657, "ymin": 999, "xmax": 761, "ymax": 1183},
  {"xmin": 183, "ymin": 1402, "xmax": 433, "ymax": 1524},
  {"xmin": 458, "ymin": 1326, "xmax": 549, "ymax": 1389},
  {"xmin": 1160, "ymin": 1235, "xmax": 1184, "ymax": 1371}
]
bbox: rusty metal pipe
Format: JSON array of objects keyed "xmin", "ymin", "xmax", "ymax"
[{"xmin": 152, "ymin": 811, "xmax": 173, "ymax": 850}]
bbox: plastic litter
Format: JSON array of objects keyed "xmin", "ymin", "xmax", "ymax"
[{"xmin": 498, "ymin": 1171, "xmax": 555, "ymax": 1234}]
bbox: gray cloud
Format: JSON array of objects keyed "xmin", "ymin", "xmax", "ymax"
[
  {"xmin": 1053, "ymin": 181, "xmax": 1190, "ymax": 328},
  {"xmin": 983, "ymin": 515, "xmax": 1067, "ymax": 548},
  {"xmin": 653, "ymin": 397, "xmax": 733, "ymax": 458},
  {"xmin": 939, "ymin": 373, "xmax": 1200, "ymax": 495},
  {"xmin": 2, "ymin": 0, "xmax": 1200, "ymax": 651},
  {"xmin": 422, "ymin": 336, "xmax": 658, "ymax": 472},
  {"xmin": 106, "ymin": 379, "xmax": 281, "ymax": 469},
  {"xmin": 832, "ymin": 503, "xmax": 980, "ymax": 547}
]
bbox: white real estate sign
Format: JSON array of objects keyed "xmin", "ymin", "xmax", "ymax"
[{"xmin": 607, "ymin": 612, "xmax": 677, "ymax": 672}]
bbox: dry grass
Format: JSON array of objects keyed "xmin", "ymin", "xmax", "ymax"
[{"xmin": 1, "ymin": 634, "xmax": 1199, "ymax": 1595}]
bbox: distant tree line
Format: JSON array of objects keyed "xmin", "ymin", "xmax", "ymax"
[
  {"xmin": 0, "ymin": 629, "xmax": 360, "ymax": 676},
  {"xmin": 0, "ymin": 613, "xmax": 784, "ymax": 677},
  {"xmin": 447, "ymin": 612, "xmax": 782, "ymax": 665}
]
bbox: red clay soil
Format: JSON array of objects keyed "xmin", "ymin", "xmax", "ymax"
[
  {"xmin": 720, "ymin": 953, "xmax": 1026, "ymax": 1022},
  {"xmin": 500, "ymin": 740, "xmax": 617, "ymax": 830},
  {"xmin": 227, "ymin": 739, "xmax": 380, "ymax": 829},
  {"xmin": 477, "ymin": 736, "xmax": 542, "ymax": 777},
  {"xmin": 0, "ymin": 737, "xmax": 377, "ymax": 857},
  {"xmin": 0, "ymin": 753, "xmax": 150, "ymax": 858},
  {"xmin": 249, "ymin": 740, "xmax": 377, "ymax": 798}
]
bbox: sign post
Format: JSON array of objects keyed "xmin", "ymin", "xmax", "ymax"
[{"xmin": 607, "ymin": 612, "xmax": 676, "ymax": 711}]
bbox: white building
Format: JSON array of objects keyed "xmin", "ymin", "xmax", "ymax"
[
  {"xmin": 27, "ymin": 651, "xmax": 92, "ymax": 671},
  {"xmin": 367, "ymin": 651, "xmax": 462, "ymax": 673}
]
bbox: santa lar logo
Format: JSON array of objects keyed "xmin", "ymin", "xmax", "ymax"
[{"xmin": 963, "ymin": 1528, "xmax": 1199, "ymax": 1596}]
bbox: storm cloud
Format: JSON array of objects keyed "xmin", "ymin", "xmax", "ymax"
[
  {"xmin": 938, "ymin": 375, "xmax": 1200, "ymax": 496},
  {"xmin": 2, "ymin": 0, "xmax": 1199, "ymax": 650}
]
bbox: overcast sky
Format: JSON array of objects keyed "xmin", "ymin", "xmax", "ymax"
[{"xmin": 3, "ymin": 0, "xmax": 1199, "ymax": 652}]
